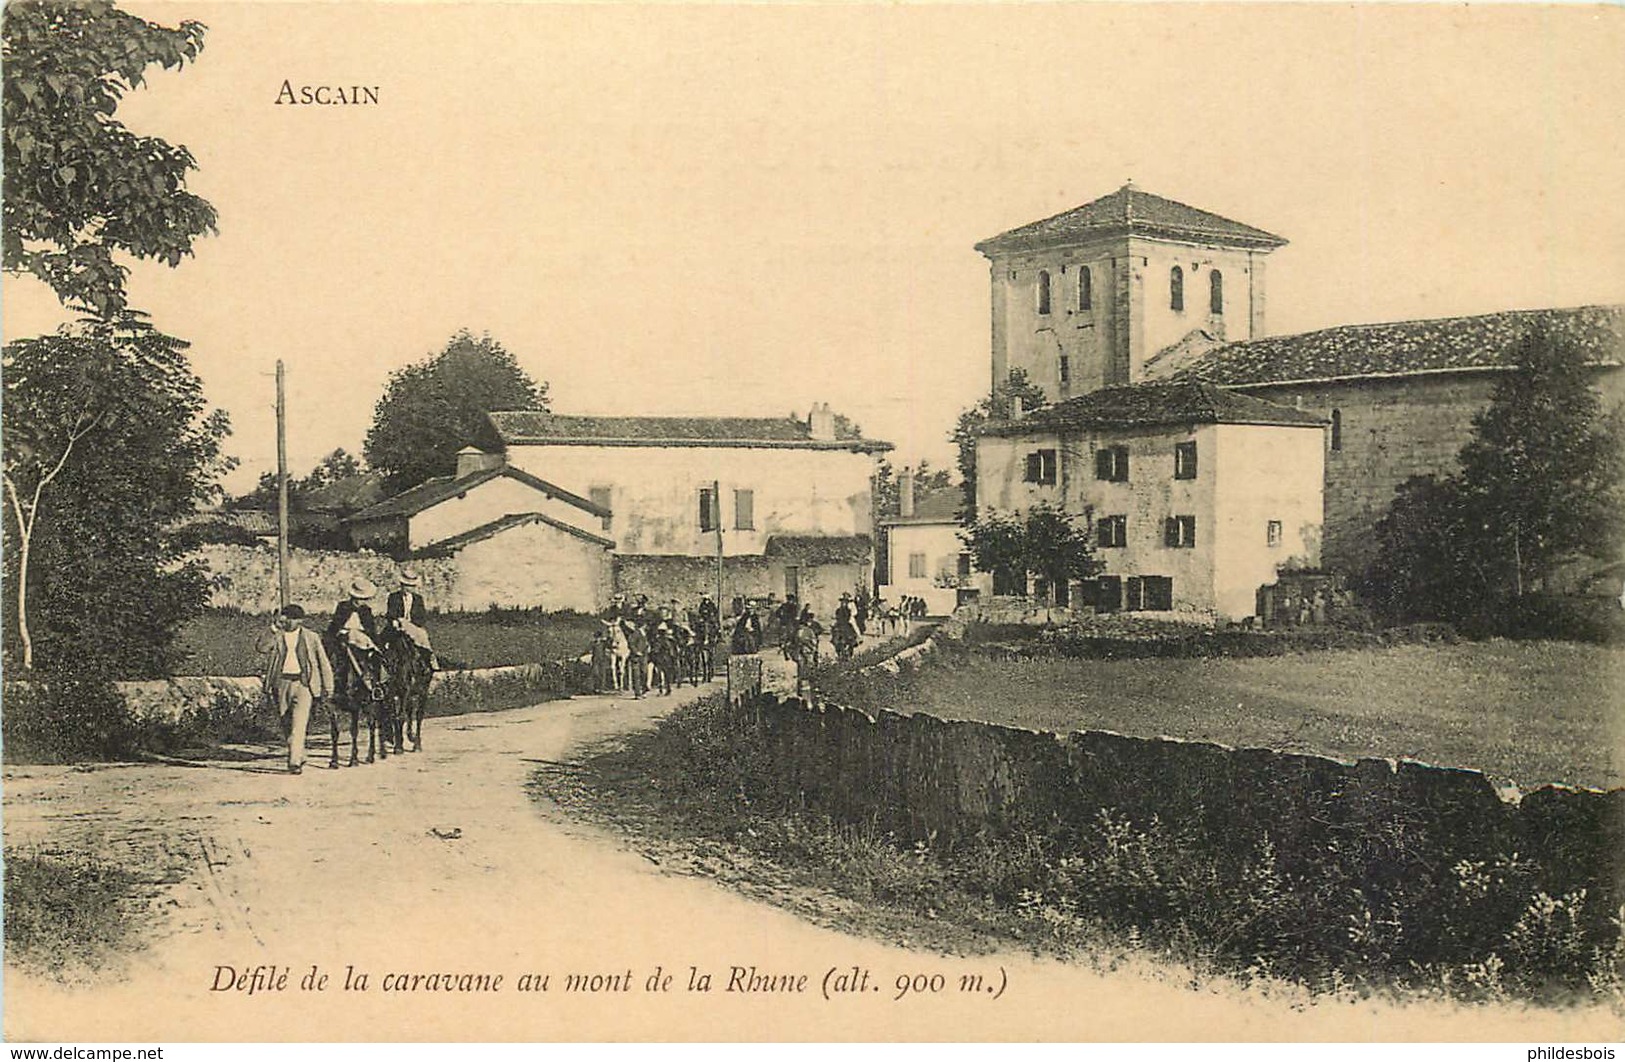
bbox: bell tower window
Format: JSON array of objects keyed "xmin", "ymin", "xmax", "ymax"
[{"xmin": 1036, "ymin": 270, "xmax": 1052, "ymax": 315}]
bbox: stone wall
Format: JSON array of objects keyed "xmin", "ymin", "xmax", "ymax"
[
  {"xmin": 732, "ymin": 691, "xmax": 1622, "ymax": 901},
  {"xmin": 194, "ymin": 545, "xmax": 460, "ymax": 614}
]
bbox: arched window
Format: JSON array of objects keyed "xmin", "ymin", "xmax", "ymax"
[
  {"xmin": 1209, "ymin": 270, "xmax": 1224, "ymax": 314},
  {"xmin": 1330, "ymin": 409, "xmax": 1343, "ymax": 452},
  {"xmin": 1036, "ymin": 270, "xmax": 1051, "ymax": 315},
  {"xmin": 1170, "ymin": 266, "xmax": 1184, "ymax": 312},
  {"xmin": 1078, "ymin": 267, "xmax": 1092, "ymax": 312}
]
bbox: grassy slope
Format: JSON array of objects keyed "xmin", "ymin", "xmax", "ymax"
[
  {"xmin": 174, "ymin": 609, "xmax": 602, "ymax": 676},
  {"xmin": 817, "ymin": 640, "xmax": 1625, "ymax": 790}
]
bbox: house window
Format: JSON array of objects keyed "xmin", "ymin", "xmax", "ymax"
[
  {"xmin": 1078, "ymin": 267, "xmax": 1092, "ymax": 311},
  {"xmin": 1170, "ymin": 266, "xmax": 1184, "ymax": 311},
  {"xmin": 1094, "ymin": 445, "xmax": 1129, "ymax": 482},
  {"xmin": 1036, "ymin": 270, "xmax": 1052, "ymax": 315},
  {"xmin": 1174, "ymin": 441, "xmax": 1198, "ymax": 480},
  {"xmin": 1095, "ymin": 575, "xmax": 1122, "ymax": 612},
  {"xmin": 1142, "ymin": 575, "xmax": 1174, "ymax": 611},
  {"xmin": 734, "ymin": 488, "xmax": 755, "ymax": 530},
  {"xmin": 957, "ymin": 552, "xmax": 973, "ymax": 578},
  {"xmin": 1024, "ymin": 448, "xmax": 1058, "ymax": 485},
  {"xmin": 1059, "ymin": 355, "xmax": 1070, "ymax": 385},
  {"xmin": 1210, "ymin": 270, "xmax": 1224, "ymax": 314},
  {"xmin": 589, "ymin": 485, "xmax": 613, "ymax": 532},
  {"xmin": 1096, "ymin": 515, "xmax": 1127, "ymax": 548},
  {"xmin": 698, "ymin": 487, "xmax": 718, "ymax": 533},
  {"xmin": 1330, "ymin": 409, "xmax": 1343, "ymax": 452},
  {"xmin": 1267, "ymin": 520, "xmax": 1283, "ymax": 547},
  {"xmin": 908, "ymin": 552, "xmax": 927, "ymax": 579},
  {"xmin": 1164, "ymin": 515, "xmax": 1197, "ymax": 548}
]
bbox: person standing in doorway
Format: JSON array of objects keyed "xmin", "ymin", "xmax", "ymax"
[{"xmin": 259, "ymin": 604, "xmax": 334, "ymax": 774}]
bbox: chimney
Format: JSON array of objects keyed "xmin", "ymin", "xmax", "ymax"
[
  {"xmin": 456, "ymin": 446, "xmax": 503, "ymax": 479},
  {"xmin": 899, "ymin": 467, "xmax": 915, "ymax": 519},
  {"xmin": 809, "ymin": 402, "xmax": 836, "ymax": 441}
]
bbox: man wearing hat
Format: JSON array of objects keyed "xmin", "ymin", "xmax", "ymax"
[
  {"xmin": 259, "ymin": 604, "xmax": 334, "ymax": 774},
  {"xmin": 385, "ymin": 567, "xmax": 437, "ymax": 669},
  {"xmin": 328, "ymin": 577, "xmax": 381, "ymax": 654}
]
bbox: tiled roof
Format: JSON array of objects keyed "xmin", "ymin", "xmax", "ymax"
[
  {"xmin": 302, "ymin": 472, "xmax": 387, "ymax": 515},
  {"xmin": 1179, "ymin": 304, "xmax": 1625, "ymax": 388},
  {"xmin": 881, "ymin": 489, "xmax": 963, "ymax": 527},
  {"xmin": 345, "ymin": 466, "xmax": 610, "ymax": 523},
  {"xmin": 487, "ymin": 411, "xmax": 892, "ymax": 454},
  {"xmin": 976, "ymin": 184, "xmax": 1287, "ymax": 256},
  {"xmin": 981, "ymin": 380, "xmax": 1325, "ymax": 436},
  {"xmin": 414, "ymin": 512, "xmax": 615, "ymax": 558},
  {"xmin": 763, "ymin": 534, "xmax": 874, "ymax": 566}
]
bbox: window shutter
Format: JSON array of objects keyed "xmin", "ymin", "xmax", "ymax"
[
  {"xmin": 1026, "ymin": 453, "xmax": 1042, "ymax": 482},
  {"xmin": 1165, "ymin": 517, "xmax": 1179, "ymax": 547},
  {"xmin": 1095, "ymin": 449, "xmax": 1111, "ymax": 480},
  {"xmin": 1126, "ymin": 577, "xmax": 1143, "ymax": 611},
  {"xmin": 699, "ymin": 488, "xmax": 717, "ymax": 532},
  {"xmin": 734, "ymin": 489, "xmax": 754, "ymax": 530}
]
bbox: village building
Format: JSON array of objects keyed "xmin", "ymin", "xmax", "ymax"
[
  {"xmin": 477, "ymin": 404, "xmax": 891, "ymax": 617},
  {"xmin": 974, "ymin": 185, "xmax": 1625, "ymax": 613},
  {"xmin": 878, "ymin": 472, "xmax": 972, "ymax": 617},
  {"xmin": 977, "ymin": 380, "xmax": 1324, "ymax": 621}
]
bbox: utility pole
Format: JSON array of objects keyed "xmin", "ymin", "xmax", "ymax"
[{"xmin": 276, "ymin": 360, "xmax": 291, "ymax": 611}]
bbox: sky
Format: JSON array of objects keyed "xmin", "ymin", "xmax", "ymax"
[{"xmin": 5, "ymin": 2, "xmax": 1624, "ymax": 495}]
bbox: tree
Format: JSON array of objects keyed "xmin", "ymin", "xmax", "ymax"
[
  {"xmin": 231, "ymin": 447, "xmax": 364, "ymax": 512},
  {"xmin": 1366, "ymin": 323, "xmax": 1625, "ymax": 620},
  {"xmin": 3, "ymin": 0, "xmax": 217, "ymax": 317},
  {"xmin": 364, "ymin": 331, "xmax": 548, "ymax": 493},
  {"xmin": 961, "ymin": 502, "xmax": 1103, "ymax": 602},
  {"xmin": 951, "ymin": 369, "xmax": 1049, "ymax": 525},
  {"xmin": 3, "ymin": 316, "xmax": 233, "ymax": 675},
  {"xmin": 1453, "ymin": 324, "xmax": 1625, "ymax": 596}
]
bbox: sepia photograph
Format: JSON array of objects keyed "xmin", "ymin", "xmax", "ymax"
[{"xmin": 2, "ymin": 0, "xmax": 1622, "ymax": 1045}]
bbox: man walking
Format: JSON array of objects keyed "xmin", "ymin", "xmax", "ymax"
[{"xmin": 260, "ymin": 604, "xmax": 334, "ymax": 774}]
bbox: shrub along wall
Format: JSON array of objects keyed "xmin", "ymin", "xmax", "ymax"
[{"xmin": 724, "ymin": 691, "xmax": 1623, "ymax": 977}]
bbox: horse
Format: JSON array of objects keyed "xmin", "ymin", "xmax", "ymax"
[
  {"xmin": 606, "ymin": 621, "xmax": 631, "ymax": 690},
  {"xmin": 831, "ymin": 617, "xmax": 860, "ymax": 661},
  {"xmin": 327, "ymin": 635, "xmax": 392, "ymax": 768},
  {"xmin": 379, "ymin": 622, "xmax": 432, "ymax": 754}
]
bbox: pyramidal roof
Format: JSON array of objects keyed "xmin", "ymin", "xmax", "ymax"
[{"xmin": 975, "ymin": 184, "xmax": 1288, "ymax": 256}]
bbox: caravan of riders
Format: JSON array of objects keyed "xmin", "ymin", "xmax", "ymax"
[{"xmin": 258, "ymin": 567, "xmax": 437, "ymax": 775}]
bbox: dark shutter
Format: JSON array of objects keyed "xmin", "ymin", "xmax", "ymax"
[
  {"xmin": 1026, "ymin": 453, "xmax": 1043, "ymax": 482},
  {"xmin": 1095, "ymin": 449, "xmax": 1112, "ymax": 480},
  {"xmin": 1125, "ymin": 577, "xmax": 1144, "ymax": 611},
  {"xmin": 1165, "ymin": 517, "xmax": 1179, "ymax": 547}
]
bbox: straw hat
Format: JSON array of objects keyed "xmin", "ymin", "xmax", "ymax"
[
  {"xmin": 398, "ymin": 568, "xmax": 420, "ymax": 587},
  {"xmin": 348, "ymin": 577, "xmax": 377, "ymax": 599}
]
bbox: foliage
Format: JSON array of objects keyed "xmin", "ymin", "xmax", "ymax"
[
  {"xmin": 2, "ymin": 669, "xmax": 135, "ymax": 762},
  {"xmin": 3, "ymin": 850, "xmax": 143, "ymax": 980},
  {"xmin": 2, "ymin": 0, "xmax": 216, "ymax": 317},
  {"xmin": 950, "ymin": 368, "xmax": 1048, "ymax": 524},
  {"xmin": 961, "ymin": 502, "xmax": 1102, "ymax": 601},
  {"xmin": 2, "ymin": 316, "xmax": 233, "ymax": 676},
  {"xmin": 364, "ymin": 330, "xmax": 548, "ymax": 493},
  {"xmin": 230, "ymin": 447, "xmax": 365, "ymax": 512},
  {"xmin": 1367, "ymin": 324, "xmax": 1625, "ymax": 622}
]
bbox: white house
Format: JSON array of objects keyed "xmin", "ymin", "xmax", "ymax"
[
  {"xmin": 880, "ymin": 473, "xmax": 972, "ymax": 617},
  {"xmin": 975, "ymin": 379, "xmax": 1325, "ymax": 622},
  {"xmin": 479, "ymin": 404, "xmax": 892, "ymax": 617}
]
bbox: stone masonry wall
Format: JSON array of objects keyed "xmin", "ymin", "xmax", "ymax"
[{"xmin": 734, "ymin": 691, "xmax": 1622, "ymax": 904}]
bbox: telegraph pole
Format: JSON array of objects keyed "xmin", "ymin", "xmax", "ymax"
[{"xmin": 276, "ymin": 360, "xmax": 291, "ymax": 611}]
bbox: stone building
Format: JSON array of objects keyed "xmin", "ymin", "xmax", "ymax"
[
  {"xmin": 976, "ymin": 182, "xmax": 1286, "ymax": 403},
  {"xmin": 879, "ymin": 473, "xmax": 972, "ymax": 617},
  {"xmin": 976, "ymin": 380, "xmax": 1324, "ymax": 621},
  {"xmin": 976, "ymin": 185, "xmax": 1625, "ymax": 591},
  {"xmin": 479, "ymin": 405, "xmax": 891, "ymax": 617}
]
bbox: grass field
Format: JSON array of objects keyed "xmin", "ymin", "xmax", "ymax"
[
  {"xmin": 813, "ymin": 639, "xmax": 1625, "ymax": 790},
  {"xmin": 174, "ymin": 609, "xmax": 601, "ymax": 676}
]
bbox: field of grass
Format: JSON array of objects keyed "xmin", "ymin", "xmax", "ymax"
[
  {"xmin": 812, "ymin": 639, "xmax": 1624, "ymax": 790},
  {"xmin": 174, "ymin": 608, "xmax": 601, "ymax": 676},
  {"xmin": 3, "ymin": 852, "xmax": 146, "ymax": 981}
]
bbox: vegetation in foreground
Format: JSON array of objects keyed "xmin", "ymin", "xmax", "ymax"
[
  {"xmin": 543, "ymin": 690, "xmax": 1625, "ymax": 1009},
  {"xmin": 811, "ymin": 635, "xmax": 1624, "ymax": 790},
  {"xmin": 3, "ymin": 851, "xmax": 148, "ymax": 981}
]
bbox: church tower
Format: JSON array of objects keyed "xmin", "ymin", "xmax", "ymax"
[{"xmin": 975, "ymin": 184, "xmax": 1287, "ymax": 403}]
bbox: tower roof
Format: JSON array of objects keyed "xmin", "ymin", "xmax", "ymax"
[{"xmin": 975, "ymin": 184, "xmax": 1288, "ymax": 256}]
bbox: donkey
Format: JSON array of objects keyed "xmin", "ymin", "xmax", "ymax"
[
  {"xmin": 328, "ymin": 639, "xmax": 392, "ymax": 767},
  {"xmin": 379, "ymin": 623, "xmax": 432, "ymax": 754}
]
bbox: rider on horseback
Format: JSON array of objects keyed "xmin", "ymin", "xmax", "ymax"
[{"xmin": 384, "ymin": 567, "xmax": 438, "ymax": 671}]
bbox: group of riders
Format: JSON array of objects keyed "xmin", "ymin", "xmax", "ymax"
[
  {"xmin": 589, "ymin": 586, "xmax": 930, "ymax": 698},
  {"xmin": 259, "ymin": 568, "xmax": 438, "ymax": 773}
]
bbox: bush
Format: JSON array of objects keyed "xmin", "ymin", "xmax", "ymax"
[
  {"xmin": 2, "ymin": 671, "xmax": 136, "ymax": 763},
  {"xmin": 1461, "ymin": 594, "xmax": 1625, "ymax": 645},
  {"xmin": 3, "ymin": 851, "xmax": 142, "ymax": 980},
  {"xmin": 426, "ymin": 660, "xmax": 592, "ymax": 717}
]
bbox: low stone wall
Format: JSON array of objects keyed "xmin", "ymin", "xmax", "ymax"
[
  {"xmin": 735, "ymin": 692, "xmax": 1623, "ymax": 902},
  {"xmin": 193, "ymin": 545, "xmax": 460, "ymax": 614}
]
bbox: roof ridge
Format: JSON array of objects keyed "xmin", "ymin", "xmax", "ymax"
[{"xmin": 1219, "ymin": 303, "xmax": 1625, "ymax": 350}]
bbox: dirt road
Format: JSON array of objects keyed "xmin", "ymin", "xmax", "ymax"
[{"xmin": 4, "ymin": 667, "xmax": 1619, "ymax": 1042}]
